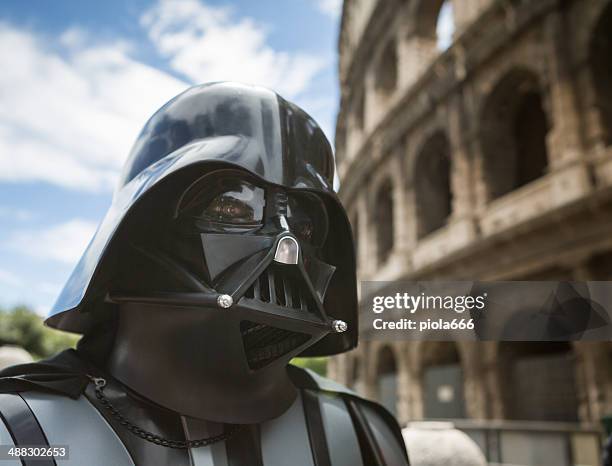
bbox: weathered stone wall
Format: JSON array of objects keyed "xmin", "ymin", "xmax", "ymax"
[{"xmin": 332, "ymin": 0, "xmax": 612, "ymax": 427}]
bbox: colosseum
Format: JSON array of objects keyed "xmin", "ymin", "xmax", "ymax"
[{"xmin": 327, "ymin": 0, "xmax": 612, "ymax": 464}]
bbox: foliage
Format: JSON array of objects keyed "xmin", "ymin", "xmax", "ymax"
[
  {"xmin": 0, "ymin": 305, "xmax": 79, "ymax": 360},
  {"xmin": 291, "ymin": 356, "xmax": 328, "ymax": 377},
  {"xmin": 0, "ymin": 305, "xmax": 330, "ymax": 373}
]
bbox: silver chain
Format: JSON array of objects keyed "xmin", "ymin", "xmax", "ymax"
[{"xmin": 88, "ymin": 376, "xmax": 241, "ymax": 449}]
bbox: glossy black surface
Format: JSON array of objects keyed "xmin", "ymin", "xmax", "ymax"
[{"xmin": 119, "ymin": 83, "xmax": 334, "ymax": 192}]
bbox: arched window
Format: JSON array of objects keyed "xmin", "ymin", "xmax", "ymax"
[
  {"xmin": 375, "ymin": 179, "xmax": 394, "ymax": 265},
  {"xmin": 375, "ymin": 40, "xmax": 398, "ymax": 98},
  {"xmin": 376, "ymin": 346, "xmax": 398, "ymax": 415},
  {"xmin": 415, "ymin": 0, "xmax": 455, "ymax": 51},
  {"xmin": 590, "ymin": 3, "xmax": 612, "ymax": 146},
  {"xmin": 414, "ymin": 131, "xmax": 452, "ymax": 239},
  {"xmin": 480, "ymin": 69, "xmax": 550, "ymax": 200},
  {"xmin": 498, "ymin": 342, "xmax": 578, "ymax": 422},
  {"xmin": 435, "ymin": 1, "xmax": 455, "ymax": 51},
  {"xmin": 421, "ymin": 342, "xmax": 466, "ymax": 419}
]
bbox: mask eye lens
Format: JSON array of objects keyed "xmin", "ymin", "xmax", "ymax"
[
  {"xmin": 294, "ymin": 221, "xmax": 314, "ymax": 243},
  {"xmin": 178, "ymin": 172, "xmax": 265, "ymax": 230},
  {"xmin": 288, "ymin": 194, "xmax": 328, "ymax": 247},
  {"xmin": 205, "ymin": 191, "xmax": 260, "ymax": 224}
]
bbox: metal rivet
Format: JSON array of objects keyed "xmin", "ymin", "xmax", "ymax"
[
  {"xmin": 332, "ymin": 320, "xmax": 348, "ymax": 333},
  {"xmin": 217, "ymin": 294, "xmax": 233, "ymax": 309}
]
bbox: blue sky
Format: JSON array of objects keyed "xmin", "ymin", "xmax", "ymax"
[
  {"xmin": 0, "ymin": 0, "xmax": 455, "ymax": 316},
  {"xmin": 0, "ymin": 0, "xmax": 343, "ymax": 314}
]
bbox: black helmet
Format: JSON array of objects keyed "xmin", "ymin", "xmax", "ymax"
[{"xmin": 46, "ymin": 82, "xmax": 357, "ymax": 359}]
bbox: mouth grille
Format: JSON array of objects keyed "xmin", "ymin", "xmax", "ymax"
[
  {"xmin": 243, "ymin": 264, "xmax": 317, "ymax": 312},
  {"xmin": 241, "ymin": 321, "xmax": 310, "ymax": 370}
]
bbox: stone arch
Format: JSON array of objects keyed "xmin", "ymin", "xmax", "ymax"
[
  {"xmin": 414, "ymin": 130, "xmax": 453, "ymax": 239},
  {"xmin": 376, "ymin": 345, "xmax": 399, "ymax": 415},
  {"xmin": 374, "ymin": 39, "xmax": 398, "ymax": 99},
  {"xmin": 354, "ymin": 88, "xmax": 366, "ymax": 131},
  {"xmin": 497, "ymin": 342, "xmax": 579, "ymax": 422},
  {"xmin": 374, "ymin": 177, "xmax": 395, "ymax": 265},
  {"xmin": 590, "ymin": 1, "xmax": 612, "ymax": 146},
  {"xmin": 419, "ymin": 341, "xmax": 466, "ymax": 419},
  {"xmin": 479, "ymin": 68, "xmax": 551, "ymax": 201},
  {"xmin": 413, "ymin": 0, "xmax": 451, "ymax": 40}
]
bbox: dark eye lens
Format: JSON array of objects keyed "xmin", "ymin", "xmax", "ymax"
[
  {"xmin": 287, "ymin": 193, "xmax": 328, "ymax": 246},
  {"xmin": 203, "ymin": 181, "xmax": 264, "ymax": 225},
  {"xmin": 179, "ymin": 172, "xmax": 265, "ymax": 229},
  {"xmin": 205, "ymin": 195, "xmax": 256, "ymax": 223},
  {"xmin": 294, "ymin": 221, "xmax": 313, "ymax": 242}
]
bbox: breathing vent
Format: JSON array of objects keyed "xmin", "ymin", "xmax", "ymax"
[
  {"xmin": 241, "ymin": 321, "xmax": 310, "ymax": 370},
  {"xmin": 243, "ymin": 264, "xmax": 317, "ymax": 312}
]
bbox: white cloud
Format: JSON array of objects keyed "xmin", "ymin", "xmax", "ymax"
[
  {"xmin": 0, "ymin": 23, "xmax": 188, "ymax": 192},
  {"xmin": 8, "ymin": 219, "xmax": 98, "ymax": 265},
  {"xmin": 0, "ymin": 206, "xmax": 34, "ymax": 221},
  {"xmin": 141, "ymin": 0, "xmax": 326, "ymax": 99},
  {"xmin": 0, "ymin": 269, "xmax": 24, "ymax": 287},
  {"xmin": 59, "ymin": 26, "xmax": 89, "ymax": 49},
  {"xmin": 316, "ymin": 0, "xmax": 343, "ymax": 19},
  {"xmin": 0, "ymin": 5, "xmax": 332, "ymax": 192}
]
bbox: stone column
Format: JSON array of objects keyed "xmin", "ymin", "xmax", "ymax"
[
  {"xmin": 397, "ymin": 33, "xmax": 437, "ymax": 90},
  {"xmin": 326, "ymin": 355, "xmax": 341, "ymax": 383},
  {"xmin": 355, "ymin": 192, "xmax": 370, "ymax": 277},
  {"xmin": 577, "ymin": 65, "xmax": 608, "ymax": 153},
  {"xmin": 407, "ymin": 342, "xmax": 425, "ymax": 420},
  {"xmin": 363, "ymin": 341, "xmax": 379, "ymax": 400},
  {"xmin": 460, "ymin": 342, "xmax": 488, "ymax": 419},
  {"xmin": 363, "ymin": 65, "xmax": 379, "ymax": 133},
  {"xmin": 483, "ymin": 342, "xmax": 504, "ymax": 419},
  {"xmin": 462, "ymin": 81, "xmax": 489, "ymax": 214},
  {"xmin": 447, "ymin": 96, "xmax": 476, "ymax": 222},
  {"xmin": 544, "ymin": 9, "xmax": 585, "ymax": 169},
  {"xmin": 403, "ymin": 141, "xmax": 420, "ymax": 254},
  {"xmin": 390, "ymin": 154, "xmax": 409, "ymax": 255},
  {"xmin": 574, "ymin": 342, "xmax": 607, "ymax": 423},
  {"xmin": 574, "ymin": 343, "xmax": 593, "ymax": 422},
  {"xmin": 362, "ymin": 179, "xmax": 381, "ymax": 278},
  {"xmin": 395, "ymin": 342, "xmax": 412, "ymax": 426}
]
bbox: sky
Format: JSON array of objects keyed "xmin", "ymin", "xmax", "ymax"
[{"xmin": 0, "ymin": 0, "xmax": 453, "ymax": 315}]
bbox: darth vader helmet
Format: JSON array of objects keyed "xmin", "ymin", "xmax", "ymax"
[{"xmin": 45, "ymin": 83, "xmax": 358, "ymax": 422}]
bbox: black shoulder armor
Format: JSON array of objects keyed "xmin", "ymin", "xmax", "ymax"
[{"xmin": 288, "ymin": 365, "xmax": 410, "ymax": 466}]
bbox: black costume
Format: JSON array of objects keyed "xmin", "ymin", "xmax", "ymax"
[{"xmin": 0, "ymin": 83, "xmax": 409, "ymax": 465}]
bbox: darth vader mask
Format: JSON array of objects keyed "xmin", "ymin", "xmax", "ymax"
[{"xmin": 164, "ymin": 167, "xmax": 343, "ymax": 369}]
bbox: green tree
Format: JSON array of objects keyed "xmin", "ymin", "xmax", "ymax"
[
  {"xmin": 291, "ymin": 356, "xmax": 328, "ymax": 377},
  {"xmin": 0, "ymin": 305, "xmax": 78, "ymax": 359}
]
